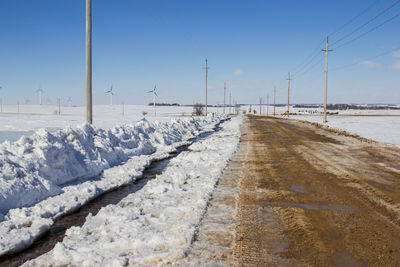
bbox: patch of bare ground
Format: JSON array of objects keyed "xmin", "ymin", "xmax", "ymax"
[{"xmin": 234, "ymin": 115, "xmax": 400, "ymax": 266}]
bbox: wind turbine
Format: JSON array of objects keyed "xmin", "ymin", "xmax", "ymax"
[
  {"xmin": 106, "ymin": 86, "xmax": 114, "ymax": 106},
  {"xmin": 147, "ymin": 85, "xmax": 158, "ymax": 116},
  {"xmin": 36, "ymin": 87, "xmax": 44, "ymax": 105}
]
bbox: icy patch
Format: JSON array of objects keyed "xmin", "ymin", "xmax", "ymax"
[{"xmin": 24, "ymin": 116, "xmax": 242, "ymax": 266}]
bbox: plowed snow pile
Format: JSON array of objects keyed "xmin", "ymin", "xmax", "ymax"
[
  {"xmin": 24, "ymin": 116, "xmax": 241, "ymax": 266},
  {"xmin": 0, "ymin": 116, "xmax": 221, "ymax": 256}
]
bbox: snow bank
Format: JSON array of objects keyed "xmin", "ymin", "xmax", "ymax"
[
  {"xmin": 25, "ymin": 116, "xmax": 242, "ymax": 266},
  {"xmin": 0, "ymin": 116, "xmax": 221, "ymax": 256}
]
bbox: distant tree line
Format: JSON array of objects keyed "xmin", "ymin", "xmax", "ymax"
[
  {"xmin": 148, "ymin": 103, "xmax": 180, "ymax": 106},
  {"xmin": 294, "ymin": 104, "xmax": 400, "ymax": 110}
]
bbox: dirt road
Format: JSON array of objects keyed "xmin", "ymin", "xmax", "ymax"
[
  {"xmin": 183, "ymin": 115, "xmax": 400, "ymax": 266},
  {"xmin": 232, "ymin": 115, "xmax": 400, "ymax": 266}
]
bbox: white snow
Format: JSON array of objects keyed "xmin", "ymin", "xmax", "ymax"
[
  {"xmin": 241, "ymin": 105, "xmax": 400, "ymax": 147},
  {"xmin": 0, "ymin": 113, "xmax": 222, "ymax": 257},
  {"xmin": 0, "ymin": 105, "xmax": 223, "ymax": 133},
  {"xmin": 24, "ymin": 116, "xmax": 242, "ymax": 266},
  {"xmin": 293, "ymin": 114, "xmax": 400, "ymax": 147}
]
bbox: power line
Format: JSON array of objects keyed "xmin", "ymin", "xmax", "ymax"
[
  {"xmin": 331, "ymin": 45, "xmax": 400, "ymax": 71},
  {"xmin": 328, "ymin": 0, "xmax": 381, "ymax": 37},
  {"xmin": 292, "ymin": 50, "xmax": 323, "ymax": 77},
  {"xmin": 331, "ymin": 0, "xmax": 400, "ymax": 47},
  {"xmin": 292, "ymin": 56, "xmax": 325, "ymax": 79},
  {"xmin": 332, "ymin": 11, "xmax": 400, "ymax": 50},
  {"xmin": 290, "ymin": 39, "xmax": 325, "ymax": 75},
  {"xmin": 290, "ymin": 0, "xmax": 384, "ymax": 80}
]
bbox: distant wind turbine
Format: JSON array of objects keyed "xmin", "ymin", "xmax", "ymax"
[
  {"xmin": 106, "ymin": 86, "xmax": 114, "ymax": 106},
  {"xmin": 36, "ymin": 88, "xmax": 44, "ymax": 105},
  {"xmin": 147, "ymin": 85, "xmax": 158, "ymax": 116}
]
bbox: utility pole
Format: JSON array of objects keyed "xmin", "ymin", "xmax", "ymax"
[
  {"xmin": 287, "ymin": 72, "xmax": 291, "ymax": 118},
  {"xmin": 86, "ymin": 0, "xmax": 93, "ymax": 124},
  {"xmin": 229, "ymin": 93, "xmax": 231, "ymax": 114},
  {"xmin": 234, "ymin": 101, "xmax": 237, "ymax": 115},
  {"xmin": 57, "ymin": 98, "xmax": 61, "ymax": 115},
  {"xmin": 223, "ymin": 82, "xmax": 226, "ymax": 114},
  {"xmin": 37, "ymin": 88, "xmax": 43, "ymax": 105},
  {"xmin": 262, "ymin": 97, "xmax": 264, "ymax": 115},
  {"xmin": 273, "ymin": 87, "xmax": 276, "ymax": 116},
  {"xmin": 267, "ymin": 94, "xmax": 269, "ymax": 116},
  {"xmin": 122, "ymin": 102, "xmax": 125, "ymax": 116},
  {"xmin": 322, "ymin": 36, "xmax": 332, "ymax": 123},
  {"xmin": 259, "ymin": 98, "xmax": 262, "ymax": 115},
  {"xmin": 204, "ymin": 58, "xmax": 209, "ymax": 116}
]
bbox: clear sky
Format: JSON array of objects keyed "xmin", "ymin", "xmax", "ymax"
[{"xmin": 0, "ymin": 0, "xmax": 399, "ymax": 106}]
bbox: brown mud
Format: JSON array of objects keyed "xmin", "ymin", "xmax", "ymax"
[{"xmin": 234, "ymin": 115, "xmax": 400, "ymax": 266}]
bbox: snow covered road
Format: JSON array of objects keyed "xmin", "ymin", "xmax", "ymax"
[{"xmin": 23, "ymin": 116, "xmax": 242, "ymax": 266}]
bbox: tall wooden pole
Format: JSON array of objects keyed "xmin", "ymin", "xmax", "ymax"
[
  {"xmin": 262, "ymin": 97, "xmax": 264, "ymax": 115},
  {"xmin": 205, "ymin": 58, "xmax": 208, "ymax": 116},
  {"xmin": 273, "ymin": 87, "xmax": 276, "ymax": 116},
  {"xmin": 287, "ymin": 72, "xmax": 290, "ymax": 118},
  {"xmin": 153, "ymin": 91, "xmax": 156, "ymax": 116},
  {"xmin": 223, "ymin": 82, "xmax": 226, "ymax": 114},
  {"xmin": 259, "ymin": 98, "xmax": 262, "ymax": 115},
  {"xmin": 86, "ymin": 0, "xmax": 93, "ymax": 124},
  {"xmin": 267, "ymin": 94, "xmax": 269, "ymax": 116},
  {"xmin": 229, "ymin": 93, "xmax": 231, "ymax": 114},
  {"xmin": 322, "ymin": 37, "xmax": 332, "ymax": 124}
]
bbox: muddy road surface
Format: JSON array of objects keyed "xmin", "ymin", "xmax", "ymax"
[
  {"xmin": 183, "ymin": 115, "xmax": 400, "ymax": 266},
  {"xmin": 233, "ymin": 115, "xmax": 400, "ymax": 266}
]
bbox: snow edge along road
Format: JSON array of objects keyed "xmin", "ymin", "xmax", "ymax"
[
  {"xmin": 0, "ymin": 115, "xmax": 223, "ymax": 257},
  {"xmin": 24, "ymin": 116, "xmax": 242, "ymax": 266}
]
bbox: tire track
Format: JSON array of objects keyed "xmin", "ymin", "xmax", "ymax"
[{"xmin": 234, "ymin": 116, "xmax": 400, "ymax": 266}]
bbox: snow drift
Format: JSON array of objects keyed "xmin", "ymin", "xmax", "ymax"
[
  {"xmin": 0, "ymin": 116, "xmax": 221, "ymax": 256},
  {"xmin": 25, "ymin": 116, "xmax": 242, "ymax": 266}
]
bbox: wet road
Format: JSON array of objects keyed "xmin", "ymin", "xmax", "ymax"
[{"xmin": 233, "ymin": 115, "xmax": 400, "ymax": 266}]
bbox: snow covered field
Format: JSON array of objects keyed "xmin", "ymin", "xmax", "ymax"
[
  {"xmin": 242, "ymin": 105, "xmax": 400, "ymax": 147},
  {"xmin": 0, "ymin": 107, "xmax": 224, "ymax": 257},
  {"xmin": 0, "ymin": 105, "xmax": 224, "ymax": 142},
  {"xmin": 293, "ymin": 114, "xmax": 400, "ymax": 147},
  {"xmin": 24, "ymin": 116, "xmax": 241, "ymax": 266}
]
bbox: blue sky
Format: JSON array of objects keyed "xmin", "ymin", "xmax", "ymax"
[{"xmin": 0, "ymin": 0, "xmax": 399, "ymax": 106}]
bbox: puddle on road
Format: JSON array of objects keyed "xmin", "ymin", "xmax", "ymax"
[
  {"xmin": 263, "ymin": 202, "xmax": 358, "ymax": 213},
  {"xmin": 290, "ymin": 184, "xmax": 308, "ymax": 194},
  {"xmin": 0, "ymin": 120, "xmax": 226, "ymax": 267}
]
